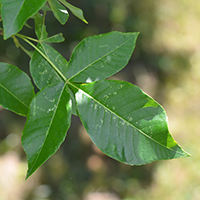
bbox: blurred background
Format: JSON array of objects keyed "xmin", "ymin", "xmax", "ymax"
[{"xmin": 0, "ymin": 0, "xmax": 199, "ymax": 199}]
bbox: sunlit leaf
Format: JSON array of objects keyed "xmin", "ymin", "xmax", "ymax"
[
  {"xmin": 67, "ymin": 32, "xmax": 139, "ymax": 82},
  {"xmin": 0, "ymin": 62, "xmax": 34, "ymax": 116},
  {"xmin": 22, "ymin": 82, "xmax": 72, "ymax": 178},
  {"xmin": 20, "ymin": 30, "xmax": 189, "ymax": 179},
  {"xmin": 72, "ymin": 80, "xmax": 189, "ymax": 165}
]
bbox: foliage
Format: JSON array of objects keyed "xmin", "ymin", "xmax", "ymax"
[{"xmin": 0, "ymin": 0, "xmax": 189, "ymax": 179}]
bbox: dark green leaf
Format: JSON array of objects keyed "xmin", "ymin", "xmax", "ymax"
[
  {"xmin": 67, "ymin": 32, "xmax": 139, "ymax": 82},
  {"xmin": 43, "ymin": 33, "xmax": 65, "ymax": 43},
  {"xmin": 0, "ymin": 62, "xmax": 35, "ymax": 116},
  {"xmin": 72, "ymin": 80, "xmax": 189, "ymax": 165},
  {"xmin": 30, "ymin": 42, "xmax": 68, "ymax": 89},
  {"xmin": 59, "ymin": 0, "xmax": 88, "ymax": 24},
  {"xmin": 1, "ymin": 0, "xmax": 47, "ymax": 39},
  {"xmin": 48, "ymin": 0, "xmax": 69, "ymax": 25},
  {"xmin": 22, "ymin": 82, "xmax": 72, "ymax": 178}
]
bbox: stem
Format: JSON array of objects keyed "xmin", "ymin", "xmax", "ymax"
[
  {"xmin": 22, "ymin": 38, "xmax": 67, "ymax": 82},
  {"xmin": 11, "ymin": 36, "xmax": 31, "ymax": 57},
  {"xmin": 17, "ymin": 42, "xmax": 32, "ymax": 58},
  {"xmin": 16, "ymin": 33, "xmax": 39, "ymax": 43}
]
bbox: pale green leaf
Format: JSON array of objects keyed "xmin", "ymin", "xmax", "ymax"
[
  {"xmin": 22, "ymin": 82, "xmax": 72, "ymax": 178},
  {"xmin": 72, "ymin": 80, "xmax": 189, "ymax": 165},
  {"xmin": 0, "ymin": 62, "xmax": 35, "ymax": 116}
]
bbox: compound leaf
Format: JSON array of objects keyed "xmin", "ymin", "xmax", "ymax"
[
  {"xmin": 67, "ymin": 32, "xmax": 139, "ymax": 82},
  {"xmin": 0, "ymin": 62, "xmax": 34, "ymax": 116},
  {"xmin": 1, "ymin": 0, "xmax": 47, "ymax": 39},
  {"xmin": 72, "ymin": 80, "xmax": 189, "ymax": 165},
  {"xmin": 22, "ymin": 82, "xmax": 72, "ymax": 178}
]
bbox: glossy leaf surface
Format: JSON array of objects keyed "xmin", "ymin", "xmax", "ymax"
[
  {"xmin": 22, "ymin": 82, "xmax": 72, "ymax": 178},
  {"xmin": 19, "ymin": 30, "xmax": 188, "ymax": 178},
  {"xmin": 0, "ymin": 62, "xmax": 34, "ymax": 116},
  {"xmin": 73, "ymin": 80, "xmax": 189, "ymax": 165},
  {"xmin": 1, "ymin": 0, "xmax": 47, "ymax": 39},
  {"xmin": 67, "ymin": 32, "xmax": 139, "ymax": 82},
  {"xmin": 48, "ymin": 0, "xmax": 69, "ymax": 25},
  {"xmin": 30, "ymin": 42, "xmax": 68, "ymax": 89},
  {"xmin": 59, "ymin": 0, "xmax": 88, "ymax": 24}
]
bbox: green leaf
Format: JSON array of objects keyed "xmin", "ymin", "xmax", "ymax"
[
  {"xmin": 48, "ymin": 0, "xmax": 69, "ymax": 25},
  {"xmin": 34, "ymin": 12, "xmax": 48, "ymax": 41},
  {"xmin": 22, "ymin": 82, "xmax": 72, "ymax": 178},
  {"xmin": 72, "ymin": 80, "xmax": 189, "ymax": 165},
  {"xmin": 67, "ymin": 86, "xmax": 78, "ymax": 116},
  {"xmin": 43, "ymin": 33, "xmax": 65, "ymax": 43},
  {"xmin": 59, "ymin": 0, "xmax": 88, "ymax": 24},
  {"xmin": 30, "ymin": 42, "xmax": 68, "ymax": 89},
  {"xmin": 41, "ymin": 4, "xmax": 51, "ymax": 12},
  {"xmin": 1, "ymin": 0, "xmax": 47, "ymax": 39},
  {"xmin": 34, "ymin": 11, "xmax": 65, "ymax": 43},
  {"xmin": 67, "ymin": 32, "xmax": 139, "ymax": 82},
  {"xmin": 0, "ymin": 62, "xmax": 35, "ymax": 116}
]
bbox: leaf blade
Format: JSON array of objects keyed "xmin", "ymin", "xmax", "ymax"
[
  {"xmin": 73, "ymin": 80, "xmax": 189, "ymax": 165},
  {"xmin": 30, "ymin": 42, "xmax": 68, "ymax": 89},
  {"xmin": 42, "ymin": 33, "xmax": 65, "ymax": 43},
  {"xmin": 34, "ymin": 12, "xmax": 48, "ymax": 41},
  {"xmin": 1, "ymin": 0, "xmax": 47, "ymax": 39},
  {"xmin": 59, "ymin": 0, "xmax": 88, "ymax": 24},
  {"xmin": 22, "ymin": 82, "xmax": 72, "ymax": 178},
  {"xmin": 0, "ymin": 62, "xmax": 35, "ymax": 116},
  {"xmin": 67, "ymin": 32, "xmax": 139, "ymax": 82},
  {"xmin": 48, "ymin": 0, "xmax": 69, "ymax": 25}
]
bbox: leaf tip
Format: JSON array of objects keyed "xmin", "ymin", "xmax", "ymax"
[
  {"xmin": 25, "ymin": 171, "xmax": 32, "ymax": 180},
  {"xmin": 183, "ymin": 151, "xmax": 191, "ymax": 157},
  {"xmin": 84, "ymin": 19, "xmax": 88, "ymax": 24}
]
